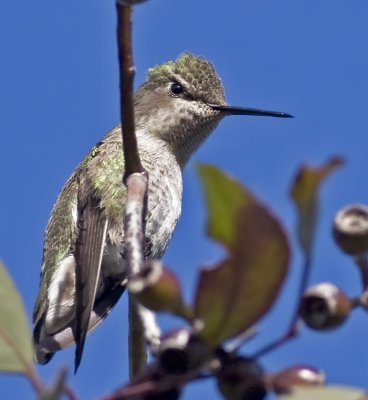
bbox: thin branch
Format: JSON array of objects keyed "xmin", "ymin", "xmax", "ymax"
[
  {"xmin": 116, "ymin": 0, "xmax": 152, "ymax": 378},
  {"xmin": 137, "ymin": 303, "xmax": 161, "ymax": 353},
  {"xmin": 100, "ymin": 380, "xmax": 156, "ymax": 400},
  {"xmin": 63, "ymin": 385, "xmax": 78, "ymax": 400},
  {"xmin": 121, "ymin": 176, "xmax": 160, "ymax": 369},
  {"xmin": 116, "ymin": 2, "xmax": 144, "ymax": 179},
  {"xmin": 290, "ymin": 254, "xmax": 312, "ymax": 328},
  {"xmin": 128, "ymin": 296, "xmax": 148, "ymax": 378},
  {"xmin": 123, "ymin": 173, "xmax": 148, "ymax": 278},
  {"xmin": 117, "ymin": 0, "xmax": 148, "ymax": 5},
  {"xmin": 48, "ymin": 367, "xmax": 77, "ymax": 400},
  {"xmin": 123, "ymin": 172, "xmax": 153, "ymax": 377},
  {"xmin": 225, "ymin": 326, "xmax": 258, "ymax": 354},
  {"xmin": 355, "ymin": 254, "xmax": 368, "ymax": 291},
  {"xmin": 100, "ymin": 357, "xmax": 210, "ymax": 400}
]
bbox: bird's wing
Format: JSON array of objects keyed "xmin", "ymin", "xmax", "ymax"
[
  {"xmin": 33, "ymin": 173, "xmax": 79, "ymax": 330},
  {"xmin": 33, "ymin": 126, "xmax": 126, "ymax": 367},
  {"xmin": 74, "ymin": 179, "xmax": 107, "ymax": 373}
]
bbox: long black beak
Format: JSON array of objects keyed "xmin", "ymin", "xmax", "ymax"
[{"xmin": 210, "ymin": 104, "xmax": 293, "ymax": 118}]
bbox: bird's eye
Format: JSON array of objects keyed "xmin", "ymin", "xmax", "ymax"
[{"xmin": 169, "ymin": 82, "xmax": 184, "ymax": 96}]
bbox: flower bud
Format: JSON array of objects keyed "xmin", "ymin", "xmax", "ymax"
[
  {"xmin": 158, "ymin": 328, "xmax": 211, "ymax": 374},
  {"xmin": 270, "ymin": 364, "xmax": 325, "ymax": 394},
  {"xmin": 333, "ymin": 204, "xmax": 368, "ymax": 256},
  {"xmin": 300, "ymin": 283, "xmax": 351, "ymax": 330},
  {"xmin": 217, "ymin": 356, "xmax": 267, "ymax": 400}
]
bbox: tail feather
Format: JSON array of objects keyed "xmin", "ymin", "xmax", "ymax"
[{"xmin": 33, "ymin": 283, "xmax": 126, "ymax": 366}]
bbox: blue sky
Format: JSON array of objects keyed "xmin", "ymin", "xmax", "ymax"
[{"xmin": 1, "ymin": 0, "xmax": 368, "ymax": 398}]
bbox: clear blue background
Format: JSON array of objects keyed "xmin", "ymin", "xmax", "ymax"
[{"xmin": 1, "ymin": 0, "xmax": 368, "ymax": 398}]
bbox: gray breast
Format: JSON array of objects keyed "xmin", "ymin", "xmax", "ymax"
[
  {"xmin": 101, "ymin": 133, "xmax": 183, "ymax": 282},
  {"xmin": 144, "ymin": 148, "xmax": 183, "ymax": 259}
]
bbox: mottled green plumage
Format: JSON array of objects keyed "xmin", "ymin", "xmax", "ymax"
[{"xmin": 146, "ymin": 52, "xmax": 225, "ymax": 105}]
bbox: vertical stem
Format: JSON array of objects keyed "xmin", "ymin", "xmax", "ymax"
[
  {"xmin": 116, "ymin": 2, "xmax": 144, "ymax": 179},
  {"xmin": 128, "ymin": 295, "xmax": 148, "ymax": 378},
  {"xmin": 355, "ymin": 254, "xmax": 368, "ymax": 309},
  {"xmin": 116, "ymin": 0, "xmax": 148, "ymax": 379},
  {"xmin": 124, "ymin": 172, "xmax": 149, "ymax": 378},
  {"xmin": 355, "ymin": 254, "xmax": 368, "ymax": 291}
]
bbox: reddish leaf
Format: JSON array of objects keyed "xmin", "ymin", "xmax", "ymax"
[
  {"xmin": 194, "ymin": 165, "xmax": 290, "ymax": 346},
  {"xmin": 290, "ymin": 157, "xmax": 344, "ymax": 255}
]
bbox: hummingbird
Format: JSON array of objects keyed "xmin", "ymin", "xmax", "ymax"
[{"xmin": 33, "ymin": 52, "xmax": 292, "ymax": 371}]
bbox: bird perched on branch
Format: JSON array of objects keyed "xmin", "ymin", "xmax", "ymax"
[{"xmin": 33, "ymin": 53, "xmax": 292, "ymax": 371}]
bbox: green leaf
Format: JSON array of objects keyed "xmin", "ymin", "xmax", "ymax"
[
  {"xmin": 290, "ymin": 157, "xmax": 344, "ymax": 256},
  {"xmin": 278, "ymin": 385, "xmax": 367, "ymax": 400},
  {"xmin": 0, "ymin": 261, "xmax": 34, "ymax": 373},
  {"xmin": 194, "ymin": 164, "xmax": 290, "ymax": 346},
  {"xmin": 197, "ymin": 164, "xmax": 253, "ymax": 250}
]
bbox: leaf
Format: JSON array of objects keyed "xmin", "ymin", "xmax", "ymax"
[
  {"xmin": 197, "ymin": 164, "xmax": 252, "ymax": 250},
  {"xmin": 194, "ymin": 164, "xmax": 290, "ymax": 346},
  {"xmin": 0, "ymin": 261, "xmax": 34, "ymax": 373},
  {"xmin": 278, "ymin": 385, "xmax": 367, "ymax": 400},
  {"xmin": 290, "ymin": 157, "xmax": 344, "ymax": 255}
]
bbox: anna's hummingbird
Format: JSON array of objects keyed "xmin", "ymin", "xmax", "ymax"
[{"xmin": 33, "ymin": 52, "xmax": 292, "ymax": 370}]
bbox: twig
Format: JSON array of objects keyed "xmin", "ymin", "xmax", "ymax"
[
  {"xmin": 353, "ymin": 254, "xmax": 368, "ymax": 309},
  {"xmin": 117, "ymin": 0, "xmax": 148, "ymax": 5},
  {"xmin": 63, "ymin": 385, "xmax": 78, "ymax": 400},
  {"xmin": 128, "ymin": 296, "xmax": 148, "ymax": 378},
  {"xmin": 123, "ymin": 172, "xmax": 149, "ymax": 377},
  {"xmin": 116, "ymin": 2, "xmax": 144, "ymax": 179},
  {"xmin": 49, "ymin": 367, "xmax": 77, "ymax": 400},
  {"xmin": 116, "ymin": 0, "xmax": 151, "ymax": 379},
  {"xmin": 225, "ymin": 326, "xmax": 258, "ymax": 354},
  {"xmin": 137, "ymin": 303, "xmax": 161, "ymax": 353},
  {"xmin": 100, "ymin": 380, "xmax": 156, "ymax": 400},
  {"xmin": 123, "ymin": 173, "xmax": 148, "ymax": 278},
  {"xmin": 355, "ymin": 254, "xmax": 368, "ymax": 291}
]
